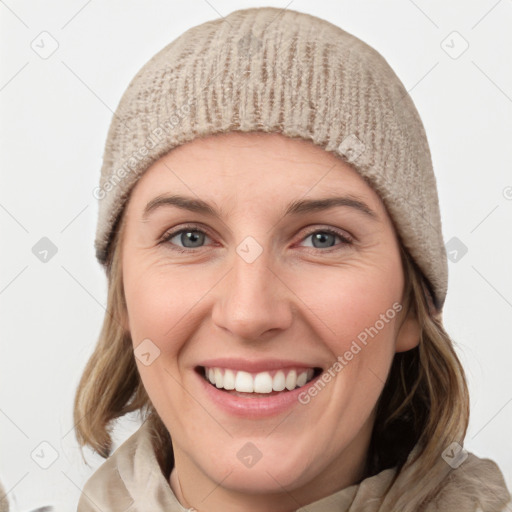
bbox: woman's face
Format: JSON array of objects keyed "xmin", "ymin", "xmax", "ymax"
[{"xmin": 121, "ymin": 132, "xmax": 420, "ymax": 507}]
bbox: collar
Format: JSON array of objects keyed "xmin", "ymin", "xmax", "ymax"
[{"xmin": 77, "ymin": 420, "xmax": 511, "ymax": 512}]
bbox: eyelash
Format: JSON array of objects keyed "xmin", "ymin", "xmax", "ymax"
[{"xmin": 159, "ymin": 223, "xmax": 353, "ymax": 254}]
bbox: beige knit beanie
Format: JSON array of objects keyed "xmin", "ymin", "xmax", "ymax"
[{"xmin": 93, "ymin": 6, "xmax": 448, "ymax": 313}]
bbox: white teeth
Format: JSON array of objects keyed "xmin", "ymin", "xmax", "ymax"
[
  {"xmin": 214, "ymin": 368, "xmax": 223, "ymax": 388},
  {"xmin": 273, "ymin": 370, "xmax": 286, "ymax": 391},
  {"xmin": 296, "ymin": 371, "xmax": 307, "ymax": 387},
  {"xmin": 223, "ymin": 369, "xmax": 235, "ymax": 390},
  {"xmin": 254, "ymin": 372, "xmax": 273, "ymax": 393},
  {"xmin": 204, "ymin": 367, "xmax": 316, "ymax": 393},
  {"xmin": 285, "ymin": 370, "xmax": 297, "ymax": 391},
  {"xmin": 235, "ymin": 371, "xmax": 254, "ymax": 392}
]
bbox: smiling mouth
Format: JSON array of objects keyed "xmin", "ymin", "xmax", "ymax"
[{"xmin": 195, "ymin": 366, "xmax": 323, "ymax": 396}]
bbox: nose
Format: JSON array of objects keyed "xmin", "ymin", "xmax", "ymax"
[{"xmin": 211, "ymin": 245, "xmax": 294, "ymax": 341}]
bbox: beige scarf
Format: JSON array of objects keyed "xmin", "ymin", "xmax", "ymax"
[{"xmin": 77, "ymin": 421, "xmax": 510, "ymax": 512}]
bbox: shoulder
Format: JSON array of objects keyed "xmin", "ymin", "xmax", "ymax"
[
  {"xmin": 76, "ymin": 421, "xmax": 186, "ymax": 512},
  {"xmin": 76, "ymin": 422, "xmax": 153, "ymax": 511},
  {"xmin": 77, "ymin": 459, "xmax": 134, "ymax": 511},
  {"xmin": 423, "ymin": 451, "xmax": 511, "ymax": 512}
]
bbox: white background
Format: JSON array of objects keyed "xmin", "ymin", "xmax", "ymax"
[{"xmin": 1, "ymin": 0, "xmax": 511, "ymax": 510}]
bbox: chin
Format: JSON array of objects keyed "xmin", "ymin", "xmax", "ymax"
[{"xmin": 198, "ymin": 448, "xmax": 314, "ymax": 494}]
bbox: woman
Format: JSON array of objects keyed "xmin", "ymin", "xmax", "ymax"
[{"xmin": 74, "ymin": 7, "xmax": 511, "ymax": 511}]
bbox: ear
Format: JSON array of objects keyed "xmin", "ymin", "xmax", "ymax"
[{"xmin": 395, "ymin": 306, "xmax": 421, "ymax": 353}]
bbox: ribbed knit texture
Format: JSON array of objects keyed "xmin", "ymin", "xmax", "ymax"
[{"xmin": 94, "ymin": 6, "xmax": 448, "ymax": 311}]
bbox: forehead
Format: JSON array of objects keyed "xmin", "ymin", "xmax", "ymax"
[{"xmin": 126, "ymin": 131, "xmax": 384, "ymax": 215}]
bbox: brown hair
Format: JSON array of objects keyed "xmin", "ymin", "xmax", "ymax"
[{"xmin": 74, "ymin": 202, "xmax": 469, "ymax": 508}]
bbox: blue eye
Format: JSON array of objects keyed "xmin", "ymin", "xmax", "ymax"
[
  {"xmin": 301, "ymin": 229, "xmax": 352, "ymax": 249},
  {"xmin": 160, "ymin": 225, "xmax": 352, "ymax": 253},
  {"xmin": 163, "ymin": 227, "xmax": 211, "ymax": 251}
]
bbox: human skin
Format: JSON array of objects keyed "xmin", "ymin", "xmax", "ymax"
[{"xmin": 120, "ymin": 131, "xmax": 420, "ymax": 512}]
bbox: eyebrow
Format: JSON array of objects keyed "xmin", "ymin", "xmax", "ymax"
[{"xmin": 142, "ymin": 194, "xmax": 379, "ymax": 221}]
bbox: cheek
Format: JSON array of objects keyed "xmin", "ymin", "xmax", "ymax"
[
  {"xmin": 293, "ymin": 262, "xmax": 403, "ymax": 429},
  {"xmin": 295, "ymin": 259, "xmax": 403, "ymax": 340},
  {"xmin": 123, "ymin": 261, "xmax": 210, "ymax": 418},
  {"xmin": 289, "ymin": 258, "xmax": 404, "ymax": 409},
  {"xmin": 123, "ymin": 260, "xmax": 220, "ymax": 358}
]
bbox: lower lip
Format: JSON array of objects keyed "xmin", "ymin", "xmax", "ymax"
[{"xmin": 196, "ymin": 369, "xmax": 322, "ymax": 418}]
